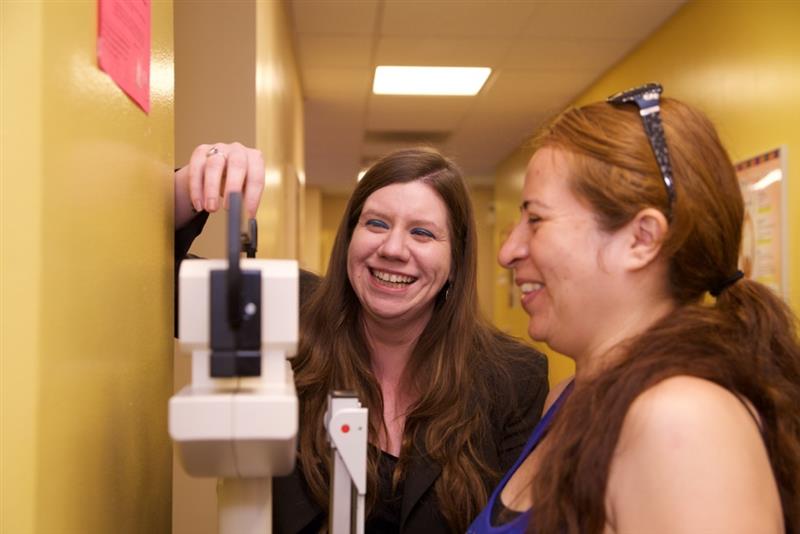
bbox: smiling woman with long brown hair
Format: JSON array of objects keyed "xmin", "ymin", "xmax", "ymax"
[{"xmin": 281, "ymin": 147, "xmax": 548, "ymax": 533}]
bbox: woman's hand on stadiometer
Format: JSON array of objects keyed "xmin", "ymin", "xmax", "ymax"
[{"xmin": 175, "ymin": 142, "xmax": 265, "ymax": 228}]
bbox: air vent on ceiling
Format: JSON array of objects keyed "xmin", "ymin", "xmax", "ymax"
[{"xmin": 363, "ymin": 130, "xmax": 451, "ymax": 144}]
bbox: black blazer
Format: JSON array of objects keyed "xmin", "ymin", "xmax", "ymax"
[
  {"xmin": 175, "ymin": 214, "xmax": 549, "ymax": 533},
  {"xmin": 273, "ymin": 333, "xmax": 548, "ymax": 534}
]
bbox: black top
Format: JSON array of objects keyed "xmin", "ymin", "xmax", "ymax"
[
  {"xmin": 271, "ymin": 331, "xmax": 548, "ymax": 534},
  {"xmin": 174, "ymin": 210, "xmax": 209, "ymax": 337},
  {"xmin": 366, "ymin": 450, "xmax": 403, "ymax": 533},
  {"xmin": 491, "ymin": 493, "xmax": 524, "ymax": 526}
]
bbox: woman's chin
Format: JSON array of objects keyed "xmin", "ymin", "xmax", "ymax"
[{"xmin": 526, "ymin": 323, "xmax": 547, "ymax": 344}]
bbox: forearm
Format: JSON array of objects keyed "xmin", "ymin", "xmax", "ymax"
[{"xmin": 175, "ymin": 165, "xmax": 196, "ymax": 229}]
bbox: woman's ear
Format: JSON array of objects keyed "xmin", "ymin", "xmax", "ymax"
[{"xmin": 621, "ymin": 208, "xmax": 669, "ymax": 271}]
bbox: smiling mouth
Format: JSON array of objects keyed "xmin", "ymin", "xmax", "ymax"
[
  {"xmin": 519, "ymin": 282, "xmax": 543, "ymax": 294},
  {"xmin": 370, "ymin": 268, "xmax": 417, "ymax": 287}
]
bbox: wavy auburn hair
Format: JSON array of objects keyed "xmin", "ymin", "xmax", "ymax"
[
  {"xmin": 527, "ymin": 99, "xmax": 800, "ymax": 533},
  {"xmin": 293, "ymin": 147, "xmax": 511, "ymax": 531}
]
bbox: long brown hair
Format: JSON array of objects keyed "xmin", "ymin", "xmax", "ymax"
[
  {"xmin": 528, "ymin": 99, "xmax": 800, "ymax": 532},
  {"xmin": 294, "ymin": 147, "xmax": 520, "ymax": 530}
]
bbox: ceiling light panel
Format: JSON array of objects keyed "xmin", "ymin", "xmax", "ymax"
[{"xmin": 372, "ymin": 66, "xmax": 491, "ymax": 96}]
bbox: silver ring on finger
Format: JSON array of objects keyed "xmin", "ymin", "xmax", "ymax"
[{"xmin": 206, "ymin": 146, "xmax": 225, "ymax": 159}]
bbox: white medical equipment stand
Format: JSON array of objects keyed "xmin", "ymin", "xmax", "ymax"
[
  {"xmin": 326, "ymin": 392, "xmax": 368, "ymax": 534},
  {"xmin": 169, "ymin": 194, "xmax": 298, "ymax": 534},
  {"xmin": 169, "ymin": 193, "xmax": 367, "ymax": 534}
]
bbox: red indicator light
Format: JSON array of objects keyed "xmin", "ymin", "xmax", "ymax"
[{"xmin": 341, "ymin": 424, "xmax": 350, "ymax": 433}]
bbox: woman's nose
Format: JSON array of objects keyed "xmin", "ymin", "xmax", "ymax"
[
  {"xmin": 378, "ymin": 229, "xmax": 410, "ymax": 261},
  {"xmin": 498, "ymin": 222, "xmax": 528, "ymax": 268}
]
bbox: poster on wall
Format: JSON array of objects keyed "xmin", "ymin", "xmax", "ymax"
[
  {"xmin": 97, "ymin": 0, "xmax": 151, "ymax": 113},
  {"xmin": 735, "ymin": 147, "xmax": 788, "ymax": 296}
]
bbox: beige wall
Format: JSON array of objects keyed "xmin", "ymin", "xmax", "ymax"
[
  {"xmin": 493, "ymin": 0, "xmax": 800, "ymax": 386},
  {"xmin": 175, "ymin": 1, "xmax": 304, "ymax": 262},
  {"xmin": 320, "ymin": 192, "xmax": 352, "ymax": 274},
  {"xmin": 2, "ymin": 2, "xmax": 175, "ymax": 532},
  {"xmin": 174, "ymin": 0, "xmax": 256, "ymax": 260},
  {"xmin": 172, "ymin": 2, "xmax": 305, "ymax": 533},
  {"xmin": 303, "ymin": 186, "xmax": 323, "ymax": 273}
]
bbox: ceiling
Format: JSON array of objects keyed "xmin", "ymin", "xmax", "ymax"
[{"xmin": 287, "ymin": 0, "xmax": 685, "ymax": 193}]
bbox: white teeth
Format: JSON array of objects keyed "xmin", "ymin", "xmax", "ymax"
[
  {"xmin": 372, "ymin": 269, "xmax": 415, "ymax": 284},
  {"xmin": 520, "ymin": 282, "xmax": 543, "ymax": 293}
]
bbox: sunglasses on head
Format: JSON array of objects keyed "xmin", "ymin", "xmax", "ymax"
[{"xmin": 607, "ymin": 83, "xmax": 675, "ymax": 220}]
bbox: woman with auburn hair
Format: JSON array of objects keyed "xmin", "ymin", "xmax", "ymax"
[
  {"xmin": 175, "ymin": 145, "xmax": 549, "ymax": 533},
  {"xmin": 468, "ymin": 85, "xmax": 800, "ymax": 534}
]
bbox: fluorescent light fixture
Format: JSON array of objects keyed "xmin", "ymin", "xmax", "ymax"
[
  {"xmin": 373, "ymin": 66, "xmax": 491, "ymax": 96},
  {"xmin": 357, "ymin": 170, "xmax": 367, "ymax": 182}
]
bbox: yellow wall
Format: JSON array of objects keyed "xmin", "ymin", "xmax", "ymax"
[
  {"xmin": 493, "ymin": 0, "xmax": 800, "ymax": 386},
  {"xmin": 2, "ymin": 2, "xmax": 175, "ymax": 532},
  {"xmin": 471, "ymin": 185, "xmax": 496, "ymax": 321},
  {"xmin": 256, "ymin": 0, "xmax": 305, "ymax": 261}
]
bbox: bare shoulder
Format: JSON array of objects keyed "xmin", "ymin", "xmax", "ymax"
[
  {"xmin": 606, "ymin": 375, "xmax": 783, "ymax": 534},
  {"xmin": 625, "ymin": 375, "xmax": 750, "ymax": 428},
  {"xmin": 619, "ymin": 376, "xmax": 764, "ymax": 447}
]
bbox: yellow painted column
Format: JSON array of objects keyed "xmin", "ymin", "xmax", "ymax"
[
  {"xmin": 2, "ymin": 1, "xmax": 175, "ymax": 532},
  {"xmin": 2, "ymin": 3, "xmax": 44, "ymax": 532}
]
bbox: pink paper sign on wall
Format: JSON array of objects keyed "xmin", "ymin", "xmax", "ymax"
[{"xmin": 97, "ymin": 0, "xmax": 151, "ymax": 113}]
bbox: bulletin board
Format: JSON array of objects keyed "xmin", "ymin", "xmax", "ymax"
[{"xmin": 735, "ymin": 147, "xmax": 788, "ymax": 296}]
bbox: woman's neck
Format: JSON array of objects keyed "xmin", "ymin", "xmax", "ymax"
[
  {"xmin": 574, "ymin": 295, "xmax": 677, "ymax": 383},
  {"xmin": 362, "ymin": 313, "xmax": 430, "ymax": 456},
  {"xmin": 362, "ymin": 309, "xmax": 432, "ymax": 385}
]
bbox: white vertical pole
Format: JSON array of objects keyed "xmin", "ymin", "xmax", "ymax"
[
  {"xmin": 218, "ymin": 477, "xmax": 271, "ymax": 534},
  {"xmin": 329, "ymin": 451, "xmax": 352, "ymax": 534}
]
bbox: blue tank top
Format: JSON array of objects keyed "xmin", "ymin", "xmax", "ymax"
[{"xmin": 467, "ymin": 381, "xmax": 574, "ymax": 534}]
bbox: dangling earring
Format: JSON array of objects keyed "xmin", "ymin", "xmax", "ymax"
[{"xmin": 444, "ymin": 281, "xmax": 451, "ymax": 301}]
